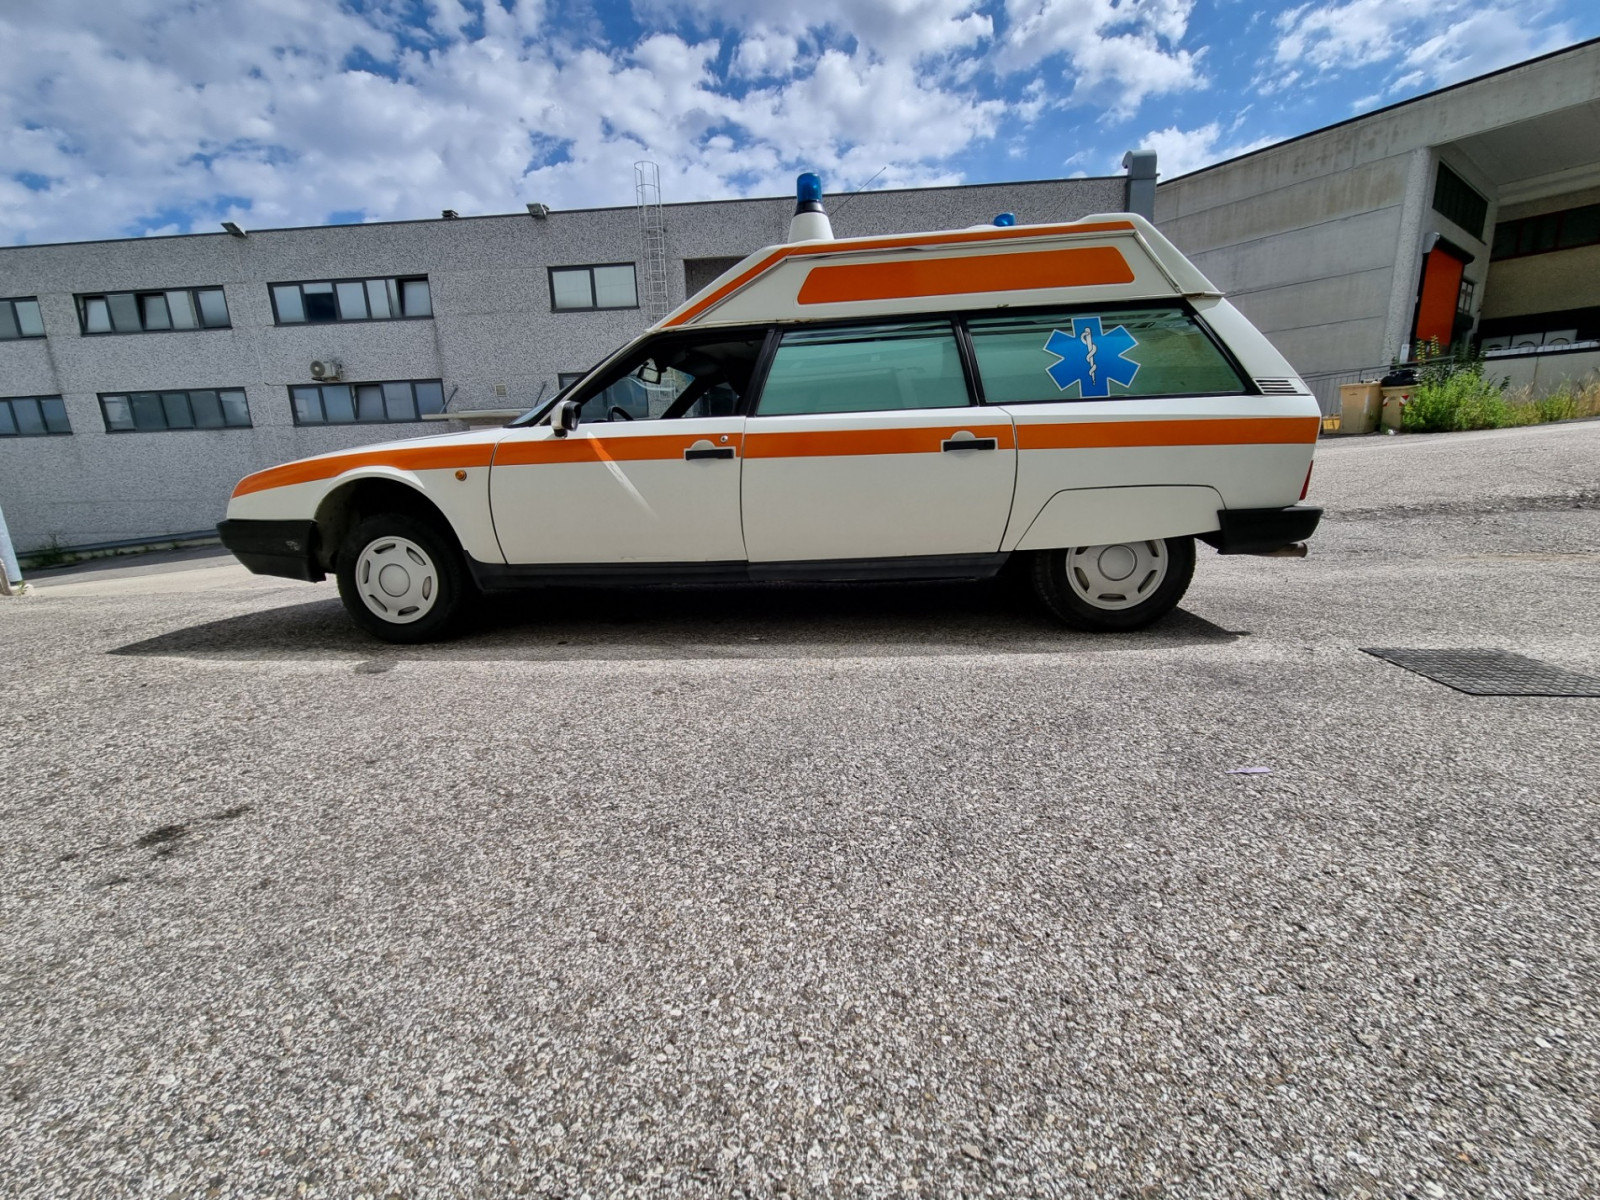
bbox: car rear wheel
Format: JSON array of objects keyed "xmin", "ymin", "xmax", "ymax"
[
  {"xmin": 1030, "ymin": 535, "xmax": 1195, "ymax": 631},
  {"xmin": 336, "ymin": 513, "xmax": 469, "ymax": 643}
]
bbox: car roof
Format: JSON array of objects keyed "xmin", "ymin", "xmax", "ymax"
[{"xmin": 656, "ymin": 212, "xmax": 1221, "ymax": 331}]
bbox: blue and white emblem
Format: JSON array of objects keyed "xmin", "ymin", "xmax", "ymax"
[{"xmin": 1043, "ymin": 318, "xmax": 1140, "ymax": 397}]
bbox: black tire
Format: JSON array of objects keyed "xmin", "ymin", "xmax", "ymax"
[
  {"xmin": 336, "ymin": 513, "xmax": 471, "ymax": 643},
  {"xmin": 1029, "ymin": 535, "xmax": 1196, "ymax": 632}
]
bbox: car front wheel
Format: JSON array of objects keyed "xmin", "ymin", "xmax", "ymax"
[
  {"xmin": 336, "ymin": 513, "xmax": 470, "ymax": 643},
  {"xmin": 1030, "ymin": 535, "xmax": 1196, "ymax": 631}
]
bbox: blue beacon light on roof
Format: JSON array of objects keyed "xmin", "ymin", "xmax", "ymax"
[
  {"xmin": 789, "ymin": 172, "xmax": 833, "ymax": 242},
  {"xmin": 993, "ymin": 212, "xmax": 1017, "ymax": 227}
]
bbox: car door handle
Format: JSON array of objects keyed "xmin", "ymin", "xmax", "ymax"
[
  {"xmin": 942, "ymin": 434, "xmax": 998, "ymax": 452},
  {"xmin": 684, "ymin": 441, "xmax": 736, "ymax": 461}
]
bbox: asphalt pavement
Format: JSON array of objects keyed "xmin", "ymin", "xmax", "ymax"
[{"xmin": 1, "ymin": 421, "xmax": 1597, "ymax": 1199}]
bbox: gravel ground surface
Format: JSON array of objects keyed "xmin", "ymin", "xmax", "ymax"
[{"xmin": 2, "ymin": 421, "xmax": 1598, "ymax": 1199}]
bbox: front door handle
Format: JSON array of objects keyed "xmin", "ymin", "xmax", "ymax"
[
  {"xmin": 685, "ymin": 439, "xmax": 736, "ymax": 461},
  {"xmin": 942, "ymin": 434, "xmax": 998, "ymax": 452}
]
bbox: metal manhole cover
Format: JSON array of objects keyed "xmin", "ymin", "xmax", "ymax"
[{"xmin": 1361, "ymin": 648, "xmax": 1600, "ymax": 697}]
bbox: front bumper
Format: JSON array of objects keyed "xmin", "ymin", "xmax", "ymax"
[
  {"xmin": 217, "ymin": 519, "xmax": 324, "ymax": 582},
  {"xmin": 1200, "ymin": 505, "xmax": 1323, "ymax": 555}
]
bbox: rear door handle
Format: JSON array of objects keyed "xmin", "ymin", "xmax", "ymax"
[
  {"xmin": 942, "ymin": 435, "xmax": 998, "ymax": 452},
  {"xmin": 685, "ymin": 440, "xmax": 736, "ymax": 461}
]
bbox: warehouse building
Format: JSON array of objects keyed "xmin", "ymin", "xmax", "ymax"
[
  {"xmin": 1154, "ymin": 36, "xmax": 1600, "ymax": 409},
  {"xmin": 0, "ymin": 174, "xmax": 1126, "ymax": 553}
]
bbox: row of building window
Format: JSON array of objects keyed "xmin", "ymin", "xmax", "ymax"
[
  {"xmin": 0, "ymin": 396, "xmax": 71, "ymax": 437},
  {"xmin": 102, "ymin": 389, "xmax": 253, "ymax": 433},
  {"xmin": 1491, "ymin": 202, "xmax": 1600, "ymax": 261},
  {"xmin": 0, "ymin": 380, "xmax": 449, "ymax": 436},
  {"xmin": 1, "ymin": 263, "xmax": 644, "ymax": 342}
]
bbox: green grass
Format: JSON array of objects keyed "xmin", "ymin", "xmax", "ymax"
[{"xmin": 1401, "ymin": 373, "xmax": 1598, "ymax": 433}]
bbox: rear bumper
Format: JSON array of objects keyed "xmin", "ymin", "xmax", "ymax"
[
  {"xmin": 1200, "ymin": 506, "xmax": 1323, "ymax": 555},
  {"xmin": 217, "ymin": 519, "xmax": 324, "ymax": 582}
]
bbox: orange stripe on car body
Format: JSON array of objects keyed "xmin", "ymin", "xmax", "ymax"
[
  {"xmin": 745, "ymin": 425, "xmax": 1016, "ymax": 459},
  {"xmin": 493, "ymin": 433, "xmax": 745, "ymax": 467},
  {"xmin": 1016, "ymin": 416, "xmax": 1320, "ymax": 451},
  {"xmin": 796, "ymin": 247, "xmax": 1134, "ymax": 306},
  {"xmin": 664, "ymin": 220, "xmax": 1138, "ymax": 328},
  {"xmin": 231, "ymin": 443, "xmax": 496, "ymax": 498}
]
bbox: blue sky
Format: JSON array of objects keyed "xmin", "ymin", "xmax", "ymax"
[{"xmin": 1, "ymin": 0, "xmax": 1596, "ymax": 246}]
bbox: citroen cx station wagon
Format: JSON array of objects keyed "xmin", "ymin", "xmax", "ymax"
[{"xmin": 219, "ymin": 176, "xmax": 1322, "ymax": 643}]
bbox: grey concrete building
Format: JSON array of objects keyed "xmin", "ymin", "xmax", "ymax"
[
  {"xmin": 1156, "ymin": 37, "xmax": 1600, "ymax": 409},
  {"xmin": 0, "ymin": 174, "xmax": 1126, "ymax": 553}
]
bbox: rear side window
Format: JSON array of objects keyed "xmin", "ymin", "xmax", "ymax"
[
  {"xmin": 967, "ymin": 307, "xmax": 1245, "ymax": 403},
  {"xmin": 756, "ymin": 322, "xmax": 971, "ymax": 416}
]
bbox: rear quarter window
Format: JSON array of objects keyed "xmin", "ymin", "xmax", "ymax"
[{"xmin": 967, "ymin": 307, "xmax": 1245, "ymax": 403}]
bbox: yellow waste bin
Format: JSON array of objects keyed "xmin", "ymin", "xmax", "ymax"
[
  {"xmin": 1379, "ymin": 386, "xmax": 1411, "ymax": 432},
  {"xmin": 1338, "ymin": 382, "xmax": 1382, "ymax": 434}
]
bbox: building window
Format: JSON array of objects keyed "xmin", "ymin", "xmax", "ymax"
[
  {"xmin": 684, "ymin": 256, "xmax": 744, "ymax": 298},
  {"xmin": 1457, "ymin": 277, "xmax": 1476, "ymax": 315},
  {"xmin": 78, "ymin": 287, "xmax": 230, "ymax": 334},
  {"xmin": 548, "ymin": 264, "xmax": 638, "ymax": 311},
  {"xmin": 1431, "ymin": 165, "xmax": 1488, "ymax": 242},
  {"xmin": 1491, "ymin": 202, "xmax": 1600, "ymax": 261},
  {"xmin": 0, "ymin": 396, "xmax": 71, "ymax": 437},
  {"xmin": 290, "ymin": 379, "xmax": 446, "ymax": 425},
  {"xmin": 1, "ymin": 298, "xmax": 45, "ymax": 340},
  {"xmin": 100, "ymin": 389, "xmax": 251, "ymax": 432},
  {"xmin": 271, "ymin": 277, "xmax": 432, "ymax": 324}
]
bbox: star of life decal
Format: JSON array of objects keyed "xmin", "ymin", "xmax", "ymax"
[{"xmin": 1043, "ymin": 318, "xmax": 1140, "ymax": 397}]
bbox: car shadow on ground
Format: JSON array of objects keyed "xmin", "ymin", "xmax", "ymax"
[{"xmin": 110, "ymin": 580, "xmax": 1242, "ymax": 662}]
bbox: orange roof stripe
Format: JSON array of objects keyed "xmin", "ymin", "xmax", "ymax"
[
  {"xmin": 663, "ymin": 220, "xmax": 1138, "ymax": 328},
  {"xmin": 797, "ymin": 247, "xmax": 1134, "ymax": 306},
  {"xmin": 231, "ymin": 443, "xmax": 495, "ymax": 498}
]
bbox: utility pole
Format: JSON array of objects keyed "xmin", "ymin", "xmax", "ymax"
[{"xmin": 0, "ymin": 500, "xmax": 23, "ymax": 596}]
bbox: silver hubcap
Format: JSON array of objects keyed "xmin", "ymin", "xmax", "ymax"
[
  {"xmin": 1064, "ymin": 541, "xmax": 1168, "ymax": 611},
  {"xmin": 354, "ymin": 536, "xmax": 438, "ymax": 624}
]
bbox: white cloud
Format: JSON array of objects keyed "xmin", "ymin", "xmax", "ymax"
[
  {"xmin": 1273, "ymin": 0, "xmax": 1574, "ymax": 93},
  {"xmin": 1129, "ymin": 122, "xmax": 1277, "ymax": 180},
  {"xmin": 998, "ymin": 0, "xmax": 1205, "ymax": 114},
  {"xmin": 0, "ymin": 0, "xmax": 1014, "ymax": 245},
  {"xmin": 641, "ymin": 0, "xmax": 995, "ymax": 65}
]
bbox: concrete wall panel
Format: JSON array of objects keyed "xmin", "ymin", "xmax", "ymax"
[{"xmin": 1482, "ymin": 243, "xmax": 1600, "ymax": 319}]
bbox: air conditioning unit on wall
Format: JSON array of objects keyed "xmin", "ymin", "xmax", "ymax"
[{"xmin": 309, "ymin": 359, "xmax": 342, "ymax": 381}]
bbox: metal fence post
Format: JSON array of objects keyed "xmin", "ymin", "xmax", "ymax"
[{"xmin": 0, "ymin": 501, "xmax": 22, "ymax": 595}]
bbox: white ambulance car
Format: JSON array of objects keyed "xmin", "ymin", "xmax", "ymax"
[{"xmin": 218, "ymin": 175, "xmax": 1322, "ymax": 643}]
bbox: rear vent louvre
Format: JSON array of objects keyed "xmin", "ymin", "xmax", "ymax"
[{"xmin": 1254, "ymin": 377, "xmax": 1304, "ymax": 395}]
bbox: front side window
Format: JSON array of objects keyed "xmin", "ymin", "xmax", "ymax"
[
  {"xmin": 78, "ymin": 287, "xmax": 230, "ymax": 334},
  {"xmin": 100, "ymin": 389, "xmax": 251, "ymax": 432},
  {"xmin": 966, "ymin": 307, "xmax": 1245, "ymax": 403},
  {"xmin": 549, "ymin": 264, "xmax": 638, "ymax": 311},
  {"xmin": 0, "ymin": 396, "xmax": 71, "ymax": 437},
  {"xmin": 573, "ymin": 336, "xmax": 765, "ymax": 422},
  {"xmin": 755, "ymin": 322, "xmax": 971, "ymax": 416},
  {"xmin": 271, "ymin": 277, "xmax": 432, "ymax": 324},
  {"xmin": 291, "ymin": 379, "xmax": 446, "ymax": 425},
  {"xmin": 0, "ymin": 298, "xmax": 45, "ymax": 340}
]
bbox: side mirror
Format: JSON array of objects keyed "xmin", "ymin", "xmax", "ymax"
[{"xmin": 550, "ymin": 399, "xmax": 580, "ymax": 438}]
